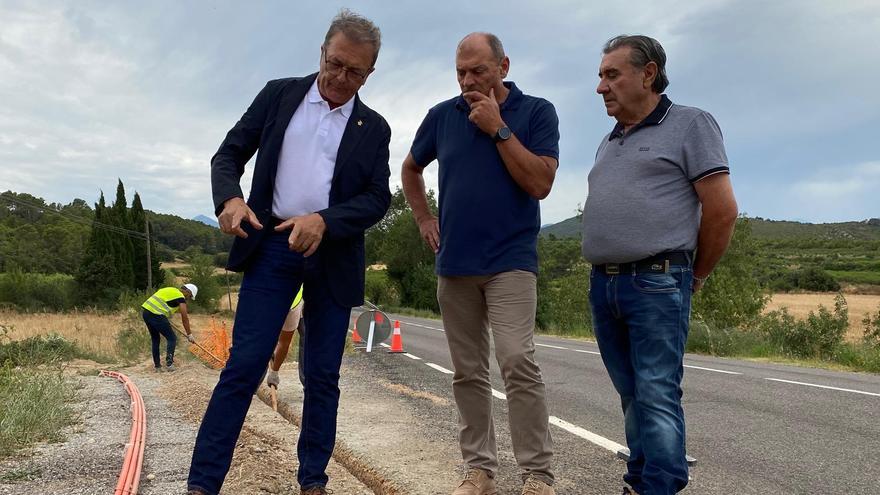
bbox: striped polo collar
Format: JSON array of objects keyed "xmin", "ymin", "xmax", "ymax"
[{"xmin": 609, "ymin": 94, "xmax": 673, "ymax": 141}]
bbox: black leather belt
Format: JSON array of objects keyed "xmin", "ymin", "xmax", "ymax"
[{"xmin": 595, "ymin": 251, "xmax": 692, "ymax": 275}]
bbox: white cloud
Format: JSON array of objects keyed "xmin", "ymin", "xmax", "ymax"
[{"xmin": 1, "ymin": 0, "xmax": 878, "ymax": 225}]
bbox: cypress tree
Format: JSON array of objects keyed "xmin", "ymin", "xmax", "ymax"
[
  {"xmin": 110, "ymin": 180, "xmax": 135, "ymax": 289},
  {"xmin": 130, "ymin": 193, "xmax": 149, "ymax": 291},
  {"xmin": 131, "ymin": 193, "xmax": 164, "ymax": 291},
  {"xmin": 76, "ymin": 192, "xmax": 118, "ymax": 305}
]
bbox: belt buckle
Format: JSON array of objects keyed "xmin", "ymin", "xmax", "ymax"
[
  {"xmin": 648, "ymin": 260, "xmax": 670, "ymax": 273},
  {"xmin": 606, "ymin": 263, "xmax": 620, "ymax": 275}
]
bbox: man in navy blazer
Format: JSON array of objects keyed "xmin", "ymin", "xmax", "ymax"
[{"xmin": 188, "ymin": 10, "xmax": 390, "ymax": 495}]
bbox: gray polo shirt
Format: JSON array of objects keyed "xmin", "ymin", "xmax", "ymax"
[{"xmin": 581, "ymin": 95, "xmax": 729, "ymax": 265}]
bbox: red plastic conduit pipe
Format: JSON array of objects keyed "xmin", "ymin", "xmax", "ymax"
[{"xmin": 100, "ymin": 370, "xmax": 147, "ymax": 494}]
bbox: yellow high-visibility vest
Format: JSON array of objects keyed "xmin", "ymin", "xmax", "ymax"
[
  {"xmin": 291, "ymin": 285, "xmax": 304, "ymax": 310},
  {"xmin": 142, "ymin": 287, "xmax": 186, "ymax": 317}
]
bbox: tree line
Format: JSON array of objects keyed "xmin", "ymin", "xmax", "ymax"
[{"xmin": 0, "ymin": 184, "xmax": 231, "ymax": 309}]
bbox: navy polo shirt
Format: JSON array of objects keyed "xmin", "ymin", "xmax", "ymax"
[{"xmin": 410, "ymin": 82, "xmax": 560, "ymax": 276}]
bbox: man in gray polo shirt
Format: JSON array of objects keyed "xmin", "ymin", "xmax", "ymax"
[{"xmin": 581, "ymin": 35, "xmax": 738, "ymax": 494}]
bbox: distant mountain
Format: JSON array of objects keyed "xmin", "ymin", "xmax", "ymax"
[
  {"xmin": 540, "ymin": 215, "xmax": 880, "ymax": 241},
  {"xmin": 192, "ymin": 214, "xmax": 219, "ymax": 228},
  {"xmin": 540, "ymin": 215, "xmax": 582, "ymax": 238}
]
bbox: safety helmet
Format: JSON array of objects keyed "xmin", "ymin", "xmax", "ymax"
[{"xmin": 183, "ymin": 283, "xmax": 198, "ymax": 300}]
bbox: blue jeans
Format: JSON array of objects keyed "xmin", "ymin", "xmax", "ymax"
[
  {"xmin": 589, "ymin": 263, "xmax": 693, "ymax": 495},
  {"xmin": 142, "ymin": 309, "xmax": 176, "ymax": 367},
  {"xmin": 188, "ymin": 231, "xmax": 351, "ymax": 494}
]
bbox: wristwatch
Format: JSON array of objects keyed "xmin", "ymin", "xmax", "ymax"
[{"xmin": 494, "ymin": 126, "xmax": 512, "ymax": 142}]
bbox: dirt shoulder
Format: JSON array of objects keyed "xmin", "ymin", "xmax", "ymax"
[{"xmin": 0, "ymin": 359, "xmax": 372, "ymax": 495}]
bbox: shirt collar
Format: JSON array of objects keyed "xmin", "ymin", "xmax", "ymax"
[
  {"xmin": 609, "ymin": 94, "xmax": 673, "ymax": 141},
  {"xmin": 308, "ymin": 79, "xmax": 355, "ymax": 118},
  {"xmin": 455, "ymin": 81, "xmax": 523, "ymax": 111}
]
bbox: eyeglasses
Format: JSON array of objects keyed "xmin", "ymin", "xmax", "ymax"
[{"xmin": 322, "ymin": 47, "xmax": 372, "ymax": 83}]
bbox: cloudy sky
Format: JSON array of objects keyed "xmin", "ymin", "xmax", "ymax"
[{"xmin": 1, "ymin": 0, "xmax": 878, "ymax": 225}]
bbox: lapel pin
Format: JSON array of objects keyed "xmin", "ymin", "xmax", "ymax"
[{"xmin": 357, "ymin": 120, "xmax": 363, "ymax": 126}]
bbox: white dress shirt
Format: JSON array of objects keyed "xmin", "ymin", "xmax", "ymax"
[{"xmin": 272, "ymin": 80, "xmax": 355, "ymax": 219}]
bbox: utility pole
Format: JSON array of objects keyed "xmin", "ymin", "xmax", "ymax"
[{"xmin": 145, "ymin": 216, "xmax": 152, "ymax": 291}]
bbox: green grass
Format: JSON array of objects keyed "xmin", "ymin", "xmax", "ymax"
[
  {"xmin": 536, "ymin": 326, "xmax": 594, "ymax": 339},
  {"xmin": 375, "ymin": 305, "xmax": 440, "ymax": 320},
  {"xmin": 115, "ymin": 325, "xmax": 152, "ymax": 364},
  {"xmin": 0, "ymin": 365, "xmax": 78, "ymax": 458},
  {"xmin": 0, "ymin": 333, "xmax": 80, "ymax": 367},
  {"xmin": 0, "ymin": 466, "xmax": 42, "ymax": 482}
]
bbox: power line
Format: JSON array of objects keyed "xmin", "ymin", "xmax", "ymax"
[{"xmin": 0, "ymin": 194, "xmax": 149, "ymax": 241}]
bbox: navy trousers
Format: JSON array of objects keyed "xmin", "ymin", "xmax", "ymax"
[{"xmin": 188, "ymin": 231, "xmax": 351, "ymax": 493}]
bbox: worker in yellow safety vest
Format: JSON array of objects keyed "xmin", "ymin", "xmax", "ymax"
[
  {"xmin": 141, "ymin": 284, "xmax": 197, "ymax": 372},
  {"xmin": 266, "ymin": 284, "xmax": 304, "ymax": 388}
]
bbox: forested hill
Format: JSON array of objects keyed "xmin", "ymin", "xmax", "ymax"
[
  {"xmin": 540, "ymin": 215, "xmax": 880, "ymax": 241},
  {"xmin": 0, "ymin": 190, "xmax": 229, "ymax": 274}
]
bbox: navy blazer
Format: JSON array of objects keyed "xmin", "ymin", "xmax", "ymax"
[{"xmin": 211, "ymin": 73, "xmax": 391, "ymax": 307}]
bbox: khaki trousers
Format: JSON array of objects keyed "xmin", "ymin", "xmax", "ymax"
[{"xmin": 437, "ymin": 270, "xmax": 554, "ymax": 484}]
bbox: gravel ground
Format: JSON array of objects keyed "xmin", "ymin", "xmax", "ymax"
[
  {"xmin": 0, "ymin": 360, "xmax": 372, "ymax": 495},
  {"xmin": 0, "ymin": 365, "xmax": 132, "ymax": 495}
]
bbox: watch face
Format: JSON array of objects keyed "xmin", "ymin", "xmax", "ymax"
[{"xmin": 497, "ymin": 126, "xmax": 511, "ymax": 140}]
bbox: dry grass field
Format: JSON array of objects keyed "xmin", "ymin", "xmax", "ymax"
[
  {"xmin": 766, "ymin": 293, "xmax": 880, "ymax": 341},
  {"xmin": 0, "ymin": 310, "xmax": 233, "ymax": 359}
]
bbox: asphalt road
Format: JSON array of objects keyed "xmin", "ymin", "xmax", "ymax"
[{"xmin": 350, "ymin": 311, "xmax": 880, "ymax": 494}]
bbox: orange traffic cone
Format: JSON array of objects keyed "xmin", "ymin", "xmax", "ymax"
[
  {"xmin": 352, "ymin": 321, "xmax": 364, "ymax": 344},
  {"xmin": 388, "ymin": 320, "xmax": 404, "ymax": 353}
]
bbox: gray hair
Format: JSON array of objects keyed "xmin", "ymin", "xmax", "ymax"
[
  {"xmin": 603, "ymin": 35, "xmax": 669, "ymax": 93},
  {"xmin": 323, "ymin": 9, "xmax": 382, "ymax": 66},
  {"xmin": 458, "ymin": 32, "xmax": 506, "ymax": 61}
]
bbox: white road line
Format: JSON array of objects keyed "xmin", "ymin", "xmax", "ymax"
[
  {"xmin": 573, "ymin": 349, "xmax": 601, "ymax": 355},
  {"xmin": 536, "ymin": 343, "xmax": 569, "ymax": 350},
  {"xmin": 549, "ymin": 416, "xmax": 625, "ymax": 453},
  {"xmin": 765, "ymin": 378, "xmax": 880, "ymax": 397},
  {"xmin": 416, "ymin": 349, "xmax": 630, "ymax": 460},
  {"xmin": 426, "ymin": 362, "xmax": 454, "ymax": 375},
  {"xmin": 404, "ymin": 353, "xmax": 422, "ymax": 360},
  {"xmin": 402, "ymin": 321, "xmax": 445, "ymax": 332},
  {"xmin": 379, "ymin": 343, "xmax": 390, "ymax": 348},
  {"xmin": 683, "ymin": 365, "xmax": 742, "ymax": 375}
]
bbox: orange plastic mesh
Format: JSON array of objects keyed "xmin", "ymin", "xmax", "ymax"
[{"xmin": 189, "ymin": 317, "xmax": 231, "ymax": 369}]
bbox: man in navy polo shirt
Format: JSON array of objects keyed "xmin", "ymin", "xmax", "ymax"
[
  {"xmin": 582, "ymin": 35, "xmax": 738, "ymax": 494},
  {"xmin": 402, "ymin": 32, "xmax": 558, "ymax": 495}
]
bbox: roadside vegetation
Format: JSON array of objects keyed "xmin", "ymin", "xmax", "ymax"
[
  {"xmin": 0, "ymin": 325, "xmax": 79, "ymax": 458},
  {"xmin": 361, "ymin": 191, "xmax": 880, "ymax": 373},
  {"xmin": 0, "ymin": 304, "xmax": 212, "ymax": 459},
  {"xmin": 2, "ymin": 186, "xmax": 879, "ymax": 374}
]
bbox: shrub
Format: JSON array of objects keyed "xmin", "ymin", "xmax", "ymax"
[
  {"xmin": 832, "ymin": 343, "xmax": 880, "ymax": 373},
  {"xmin": 0, "ymin": 332, "xmax": 79, "ymax": 367},
  {"xmin": 400, "ymin": 263, "xmax": 439, "ymax": 312},
  {"xmin": 0, "ymin": 271, "xmax": 77, "ymax": 311},
  {"xmin": 116, "ymin": 289, "xmax": 151, "ymax": 313},
  {"xmin": 213, "ymin": 252, "xmax": 229, "ymax": 268},
  {"xmin": 693, "ymin": 218, "xmax": 768, "ymax": 329},
  {"xmin": 114, "ymin": 309, "xmax": 152, "ymax": 364},
  {"xmin": 862, "ymin": 304, "xmax": 880, "ymax": 349},
  {"xmin": 687, "ymin": 319, "xmax": 770, "ymax": 357},
  {"xmin": 365, "ymin": 270, "xmax": 401, "ymax": 307},
  {"xmin": 537, "ymin": 262, "xmax": 591, "ymax": 336},
  {"xmin": 771, "ymin": 267, "xmax": 840, "ymax": 292},
  {"xmin": 186, "ymin": 254, "xmax": 221, "ymax": 313},
  {"xmin": 759, "ymin": 293, "xmax": 848, "ymax": 358}
]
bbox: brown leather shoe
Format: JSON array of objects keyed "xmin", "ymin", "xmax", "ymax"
[
  {"xmin": 521, "ymin": 475, "xmax": 555, "ymax": 495},
  {"xmin": 452, "ymin": 468, "xmax": 497, "ymax": 495}
]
